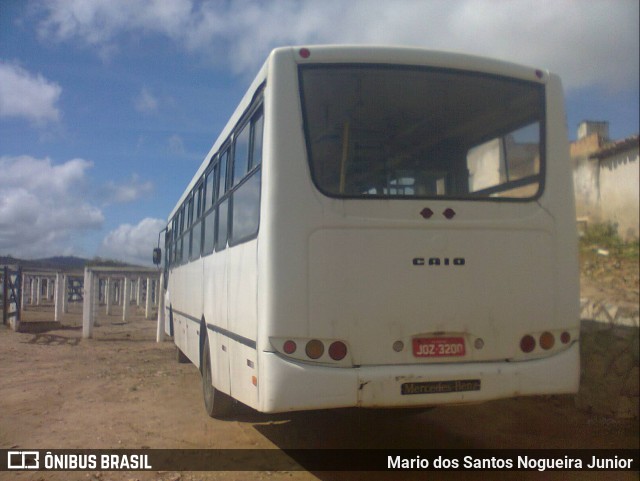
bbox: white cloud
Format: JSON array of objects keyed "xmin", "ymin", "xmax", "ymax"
[
  {"xmin": 103, "ymin": 173, "xmax": 154, "ymax": 204},
  {"xmin": 0, "ymin": 155, "xmax": 104, "ymax": 258},
  {"xmin": 99, "ymin": 217, "xmax": 165, "ymax": 265},
  {"xmin": 34, "ymin": 0, "xmax": 639, "ymax": 91},
  {"xmin": 134, "ymin": 87, "xmax": 159, "ymax": 114},
  {"xmin": 168, "ymin": 134, "xmax": 185, "ymax": 156},
  {"xmin": 0, "ymin": 61, "xmax": 62, "ymax": 124}
]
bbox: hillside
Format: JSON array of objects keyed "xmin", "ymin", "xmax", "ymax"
[{"xmin": 0, "ymin": 256, "xmax": 140, "ymax": 271}]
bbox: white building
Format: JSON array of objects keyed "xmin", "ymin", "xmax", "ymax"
[{"xmin": 571, "ymin": 121, "xmax": 639, "ymax": 240}]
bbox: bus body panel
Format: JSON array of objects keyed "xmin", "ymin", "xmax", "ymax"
[
  {"xmin": 204, "ymin": 250, "xmax": 228, "ymax": 331},
  {"xmin": 307, "ymin": 224, "xmax": 559, "ymax": 365},
  {"xmin": 228, "ymin": 341, "xmax": 259, "ymax": 407},
  {"xmin": 210, "ymin": 330, "xmax": 231, "ymax": 396},
  {"xmin": 539, "ymin": 75, "xmax": 581, "ymax": 335},
  {"xmin": 227, "ymin": 240, "xmax": 259, "ymax": 343},
  {"xmin": 169, "ymin": 260, "xmax": 203, "ymax": 365},
  {"xmin": 258, "ymin": 343, "xmax": 579, "ymax": 412}
]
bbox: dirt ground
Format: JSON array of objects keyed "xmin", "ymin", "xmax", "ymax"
[
  {"xmin": 579, "ymin": 248, "xmax": 639, "ymax": 307},
  {"xmin": 1, "ymin": 257, "xmax": 638, "ymax": 481}
]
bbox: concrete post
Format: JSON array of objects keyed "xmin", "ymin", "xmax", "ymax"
[
  {"xmin": 156, "ymin": 272, "xmax": 165, "ymax": 342},
  {"xmin": 35, "ymin": 277, "xmax": 41, "ymax": 305},
  {"xmin": 152, "ymin": 279, "xmax": 158, "ymax": 306},
  {"xmin": 136, "ymin": 277, "xmax": 143, "ymax": 306},
  {"xmin": 54, "ymin": 272, "xmax": 64, "ymax": 321},
  {"xmin": 62, "ymin": 275, "xmax": 68, "ymax": 313},
  {"xmin": 21, "ymin": 274, "xmax": 27, "ymax": 311},
  {"xmin": 105, "ymin": 277, "xmax": 112, "ymax": 315},
  {"xmin": 145, "ymin": 277, "xmax": 152, "ymax": 319},
  {"xmin": 82, "ymin": 268, "xmax": 94, "ymax": 338},
  {"xmin": 122, "ymin": 277, "xmax": 131, "ymax": 321},
  {"xmin": 30, "ymin": 276, "xmax": 36, "ymax": 305}
]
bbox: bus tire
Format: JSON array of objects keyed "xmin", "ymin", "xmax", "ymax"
[
  {"xmin": 176, "ymin": 346, "xmax": 189, "ymax": 363},
  {"xmin": 202, "ymin": 335, "xmax": 234, "ymax": 418}
]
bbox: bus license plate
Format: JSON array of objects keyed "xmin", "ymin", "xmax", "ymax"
[{"xmin": 412, "ymin": 337, "xmax": 466, "ymax": 357}]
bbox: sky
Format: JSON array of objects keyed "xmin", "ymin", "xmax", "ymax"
[{"xmin": 0, "ymin": 0, "xmax": 638, "ymax": 266}]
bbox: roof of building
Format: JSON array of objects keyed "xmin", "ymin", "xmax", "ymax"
[{"xmin": 593, "ymin": 134, "xmax": 640, "ymax": 159}]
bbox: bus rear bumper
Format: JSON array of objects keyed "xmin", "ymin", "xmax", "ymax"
[{"xmin": 259, "ymin": 342, "xmax": 579, "ymax": 413}]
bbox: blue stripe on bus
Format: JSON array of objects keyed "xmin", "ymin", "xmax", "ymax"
[
  {"xmin": 206, "ymin": 323, "xmax": 257, "ymax": 350},
  {"xmin": 170, "ymin": 308, "xmax": 257, "ymax": 350}
]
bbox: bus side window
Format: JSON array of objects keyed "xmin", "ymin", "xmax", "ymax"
[
  {"xmin": 202, "ymin": 165, "xmax": 217, "ymax": 256},
  {"xmin": 196, "ymin": 183, "xmax": 203, "ymax": 219},
  {"xmin": 215, "ymin": 200, "xmax": 229, "ymax": 252},
  {"xmin": 229, "ymin": 108, "xmax": 264, "ymax": 245},
  {"xmin": 250, "ymin": 110, "xmax": 264, "ymax": 168},
  {"xmin": 233, "ymin": 122, "xmax": 251, "ymax": 186},
  {"xmin": 187, "ymin": 195, "xmax": 195, "ymax": 259},
  {"xmin": 230, "ymin": 170, "xmax": 261, "ymax": 244},
  {"xmin": 218, "ymin": 149, "xmax": 229, "ymax": 199},
  {"xmin": 177, "ymin": 206, "xmax": 185, "ymax": 264},
  {"xmin": 190, "ymin": 183, "xmax": 203, "ymax": 260},
  {"xmin": 203, "ymin": 208, "xmax": 216, "ymax": 255},
  {"xmin": 205, "ymin": 162, "xmax": 215, "ymax": 208},
  {"xmin": 171, "ymin": 217, "xmax": 178, "ymax": 265}
]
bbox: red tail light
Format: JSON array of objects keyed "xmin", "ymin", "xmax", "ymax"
[
  {"xmin": 520, "ymin": 335, "xmax": 535, "ymax": 353},
  {"xmin": 283, "ymin": 340, "xmax": 297, "ymax": 354},
  {"xmin": 328, "ymin": 341, "xmax": 347, "ymax": 361}
]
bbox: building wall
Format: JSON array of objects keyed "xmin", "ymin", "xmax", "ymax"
[
  {"xmin": 573, "ymin": 156, "xmax": 600, "ymax": 222},
  {"xmin": 570, "ymin": 132, "xmax": 603, "ymax": 158},
  {"xmin": 598, "ymin": 148, "xmax": 639, "ymax": 240},
  {"xmin": 573, "ymin": 144, "xmax": 639, "ymax": 240}
]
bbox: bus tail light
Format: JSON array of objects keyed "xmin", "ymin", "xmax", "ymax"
[
  {"xmin": 283, "ymin": 340, "xmax": 297, "ymax": 354},
  {"xmin": 271, "ymin": 337, "xmax": 351, "ymax": 365},
  {"xmin": 519, "ymin": 329, "xmax": 575, "ymax": 356},
  {"xmin": 539, "ymin": 331, "xmax": 555, "ymax": 350},
  {"xmin": 328, "ymin": 341, "xmax": 347, "ymax": 361},
  {"xmin": 520, "ymin": 335, "xmax": 536, "ymax": 353},
  {"xmin": 305, "ymin": 339, "xmax": 324, "ymax": 359}
]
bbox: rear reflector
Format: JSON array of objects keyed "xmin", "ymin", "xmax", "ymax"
[
  {"xmin": 443, "ymin": 208, "xmax": 456, "ymax": 219},
  {"xmin": 420, "ymin": 207, "xmax": 433, "ymax": 219}
]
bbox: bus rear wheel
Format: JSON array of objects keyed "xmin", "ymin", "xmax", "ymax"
[
  {"xmin": 176, "ymin": 346, "xmax": 189, "ymax": 363},
  {"xmin": 202, "ymin": 335, "xmax": 234, "ymax": 418}
]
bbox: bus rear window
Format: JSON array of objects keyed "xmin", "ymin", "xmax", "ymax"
[{"xmin": 299, "ymin": 65, "xmax": 544, "ymax": 200}]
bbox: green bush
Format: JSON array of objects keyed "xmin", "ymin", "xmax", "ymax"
[{"xmin": 580, "ymin": 222, "xmax": 639, "ymax": 259}]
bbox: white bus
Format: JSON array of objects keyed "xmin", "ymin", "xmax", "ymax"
[{"xmin": 154, "ymin": 46, "xmax": 580, "ymax": 418}]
